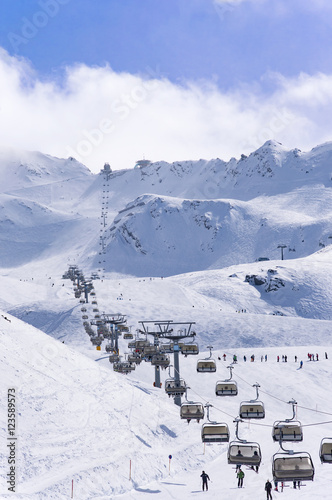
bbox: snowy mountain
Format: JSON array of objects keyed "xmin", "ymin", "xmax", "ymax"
[
  {"xmin": 1, "ymin": 140, "xmax": 332, "ymax": 274},
  {"xmin": 1, "ymin": 141, "xmax": 332, "ymax": 498}
]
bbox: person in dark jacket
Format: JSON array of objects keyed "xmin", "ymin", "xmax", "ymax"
[
  {"xmin": 200, "ymin": 471, "xmax": 210, "ymax": 491},
  {"xmin": 265, "ymin": 479, "xmax": 273, "ymax": 499}
]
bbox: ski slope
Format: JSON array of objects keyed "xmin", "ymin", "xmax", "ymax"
[{"xmin": 0, "ymin": 262, "xmax": 332, "ymax": 499}]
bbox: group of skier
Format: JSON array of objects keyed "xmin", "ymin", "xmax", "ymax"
[{"xmin": 200, "ymin": 470, "xmax": 277, "ymax": 497}]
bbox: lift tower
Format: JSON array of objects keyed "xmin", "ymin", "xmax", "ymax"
[{"xmin": 140, "ymin": 321, "xmax": 196, "ymax": 407}]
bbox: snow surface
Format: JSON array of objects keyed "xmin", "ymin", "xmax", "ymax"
[{"xmin": 0, "ymin": 142, "xmax": 332, "ymax": 498}]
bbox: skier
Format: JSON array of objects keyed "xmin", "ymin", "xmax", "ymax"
[
  {"xmin": 265, "ymin": 479, "xmax": 273, "ymax": 499},
  {"xmin": 200, "ymin": 470, "xmax": 210, "ymax": 491},
  {"xmin": 299, "ymin": 360, "xmax": 303, "ymax": 369},
  {"xmin": 223, "ymin": 353, "xmax": 226, "ymax": 361},
  {"xmin": 237, "ymin": 467, "xmax": 245, "ymax": 488}
]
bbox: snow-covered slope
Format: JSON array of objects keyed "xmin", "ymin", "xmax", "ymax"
[
  {"xmin": 1, "ymin": 140, "xmax": 332, "ymax": 273},
  {"xmin": 1, "ymin": 141, "xmax": 332, "ymax": 498}
]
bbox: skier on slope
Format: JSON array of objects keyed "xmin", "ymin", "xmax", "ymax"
[
  {"xmin": 237, "ymin": 467, "xmax": 245, "ymax": 488},
  {"xmin": 200, "ymin": 471, "xmax": 210, "ymax": 491},
  {"xmin": 265, "ymin": 479, "xmax": 273, "ymax": 499}
]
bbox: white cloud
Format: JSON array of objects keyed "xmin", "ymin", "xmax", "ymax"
[{"xmin": 0, "ymin": 48, "xmax": 332, "ymax": 173}]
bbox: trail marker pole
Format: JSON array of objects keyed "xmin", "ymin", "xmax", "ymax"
[
  {"xmin": 129, "ymin": 459, "xmax": 132, "ymax": 480},
  {"xmin": 169, "ymin": 455, "xmax": 172, "ymax": 475},
  {"xmin": 71, "ymin": 479, "xmax": 73, "ymax": 498}
]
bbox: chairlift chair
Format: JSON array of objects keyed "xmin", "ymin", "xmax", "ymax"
[
  {"xmin": 128, "ymin": 353, "xmax": 142, "ymax": 365},
  {"xmin": 180, "ymin": 402, "xmax": 204, "ymax": 423},
  {"xmin": 151, "ymin": 353, "xmax": 170, "ymax": 368},
  {"xmin": 319, "ymin": 438, "xmax": 332, "ymax": 464},
  {"xmin": 228, "ymin": 441, "xmax": 262, "ymax": 466},
  {"xmin": 272, "ymin": 451, "xmax": 315, "ymax": 482},
  {"xmin": 165, "ymin": 378, "xmax": 186, "ymax": 397},
  {"xmin": 197, "ymin": 345, "xmax": 217, "ymax": 373},
  {"xmin": 109, "ymin": 353, "xmax": 120, "ymax": 363},
  {"xmin": 160, "ymin": 343, "xmax": 174, "ymax": 354},
  {"xmin": 201, "ymin": 405, "xmax": 229, "ymax": 443},
  {"xmin": 239, "ymin": 383, "xmax": 265, "ymax": 419},
  {"xmin": 202, "ymin": 423, "xmax": 230, "ymax": 443},
  {"xmin": 215, "ymin": 365, "xmax": 238, "ymax": 396},
  {"xmin": 216, "ymin": 381, "xmax": 238, "ymax": 396},
  {"xmin": 181, "ymin": 343, "xmax": 199, "ymax": 356},
  {"xmin": 123, "ymin": 332, "xmax": 133, "ymax": 339},
  {"xmin": 272, "ymin": 399, "xmax": 303, "ymax": 442},
  {"xmin": 142, "ymin": 345, "xmax": 158, "ymax": 358},
  {"xmin": 239, "ymin": 402, "xmax": 265, "ymax": 419},
  {"xmin": 272, "ymin": 421, "xmax": 303, "ymax": 442},
  {"xmin": 91, "ymin": 337, "xmax": 102, "ymax": 346}
]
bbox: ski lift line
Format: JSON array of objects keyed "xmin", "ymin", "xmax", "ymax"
[
  {"xmin": 190, "ymin": 382, "xmax": 332, "ymax": 430},
  {"xmin": 234, "ymin": 372, "xmax": 332, "ymax": 417},
  {"xmin": 188, "ymin": 387, "xmax": 237, "ymax": 420}
]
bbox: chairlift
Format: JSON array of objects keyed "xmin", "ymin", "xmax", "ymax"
[
  {"xmin": 197, "ymin": 346, "xmax": 217, "ymax": 373},
  {"xmin": 128, "ymin": 353, "xmax": 142, "ymax": 365},
  {"xmin": 180, "ymin": 387, "xmax": 204, "ymax": 423},
  {"xmin": 239, "ymin": 383, "xmax": 265, "ymax": 419},
  {"xmin": 160, "ymin": 343, "xmax": 174, "ymax": 353},
  {"xmin": 91, "ymin": 337, "xmax": 102, "ymax": 346},
  {"xmin": 227, "ymin": 417, "xmax": 262, "ymax": 467},
  {"xmin": 165, "ymin": 378, "xmax": 186, "ymax": 397},
  {"xmin": 109, "ymin": 353, "xmax": 120, "ymax": 363},
  {"xmin": 181, "ymin": 343, "xmax": 199, "ymax": 356},
  {"xmin": 105, "ymin": 344, "xmax": 113, "ymax": 353},
  {"xmin": 180, "ymin": 402, "xmax": 204, "ymax": 423},
  {"xmin": 216, "ymin": 365, "xmax": 238, "ymax": 396},
  {"xmin": 272, "ymin": 400, "xmax": 303, "ymax": 442},
  {"xmin": 82, "ymin": 315, "xmax": 89, "ymax": 320},
  {"xmin": 113, "ymin": 362, "xmax": 134, "ymax": 374},
  {"xmin": 81, "ymin": 307, "xmax": 87, "ymax": 312},
  {"xmin": 123, "ymin": 332, "xmax": 133, "ymax": 339},
  {"xmin": 134, "ymin": 339, "xmax": 151, "ymax": 353},
  {"xmin": 151, "ymin": 353, "xmax": 170, "ymax": 368},
  {"xmin": 201, "ymin": 404, "xmax": 230, "ymax": 443},
  {"xmin": 272, "ymin": 451, "xmax": 314, "ymax": 482},
  {"xmin": 319, "ymin": 438, "xmax": 332, "ymax": 464},
  {"xmin": 142, "ymin": 345, "xmax": 158, "ymax": 358}
]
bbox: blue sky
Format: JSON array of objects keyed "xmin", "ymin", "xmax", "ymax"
[{"xmin": 0, "ymin": 0, "xmax": 332, "ymax": 171}]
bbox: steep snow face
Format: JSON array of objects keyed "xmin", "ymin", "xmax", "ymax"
[
  {"xmin": 98, "ymin": 187, "xmax": 332, "ymax": 276},
  {"xmin": 1, "ymin": 140, "xmax": 332, "ymax": 273}
]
